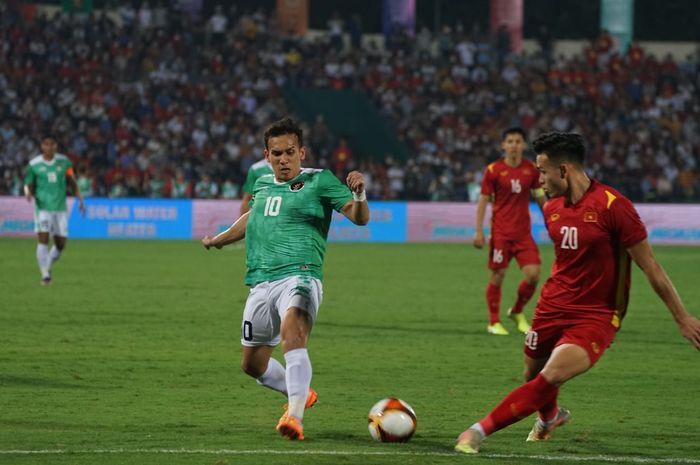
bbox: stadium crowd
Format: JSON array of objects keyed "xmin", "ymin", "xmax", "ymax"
[{"xmin": 1, "ymin": 2, "xmax": 699, "ymax": 202}]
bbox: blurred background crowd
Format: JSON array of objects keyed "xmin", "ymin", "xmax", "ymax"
[{"xmin": 1, "ymin": 1, "xmax": 699, "ymax": 202}]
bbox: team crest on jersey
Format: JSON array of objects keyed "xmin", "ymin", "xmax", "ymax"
[
  {"xmin": 549, "ymin": 213, "xmax": 560, "ymax": 222},
  {"xmin": 583, "ymin": 211, "xmax": 598, "ymax": 222},
  {"xmin": 290, "ymin": 181, "xmax": 305, "ymax": 192}
]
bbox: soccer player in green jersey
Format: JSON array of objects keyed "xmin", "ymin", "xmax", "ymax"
[
  {"xmin": 239, "ymin": 157, "xmax": 273, "ymax": 217},
  {"xmin": 202, "ymin": 118, "xmax": 369, "ymax": 441},
  {"xmin": 24, "ymin": 135, "xmax": 85, "ymax": 285}
]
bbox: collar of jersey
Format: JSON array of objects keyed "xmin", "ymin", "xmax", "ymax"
[{"xmin": 273, "ymin": 172, "xmax": 303, "ymax": 185}]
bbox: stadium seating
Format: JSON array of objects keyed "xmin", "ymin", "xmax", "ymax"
[{"xmin": 0, "ymin": 3, "xmax": 698, "ymax": 202}]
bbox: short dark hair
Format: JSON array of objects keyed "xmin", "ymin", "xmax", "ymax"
[
  {"xmin": 263, "ymin": 117, "xmax": 303, "ymax": 149},
  {"xmin": 40, "ymin": 134, "xmax": 56, "ymax": 143},
  {"xmin": 501, "ymin": 127, "xmax": 526, "ymax": 141},
  {"xmin": 532, "ymin": 132, "xmax": 586, "ymax": 166}
]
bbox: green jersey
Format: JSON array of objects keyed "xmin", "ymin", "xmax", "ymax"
[
  {"xmin": 171, "ymin": 180, "xmax": 190, "ymax": 198},
  {"xmin": 245, "ymin": 169, "xmax": 352, "ymax": 286},
  {"xmin": 76, "ymin": 175, "xmax": 93, "ymax": 197},
  {"xmin": 221, "ymin": 181, "xmax": 240, "ymax": 199},
  {"xmin": 148, "ymin": 178, "xmax": 165, "ymax": 198},
  {"xmin": 242, "ymin": 158, "xmax": 273, "ymax": 194},
  {"xmin": 24, "ymin": 154, "xmax": 73, "ymax": 212}
]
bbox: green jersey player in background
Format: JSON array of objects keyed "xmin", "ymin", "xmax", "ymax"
[
  {"xmin": 24, "ymin": 135, "xmax": 85, "ymax": 285},
  {"xmin": 202, "ymin": 118, "xmax": 369, "ymax": 441},
  {"xmin": 239, "ymin": 157, "xmax": 272, "ymax": 217}
]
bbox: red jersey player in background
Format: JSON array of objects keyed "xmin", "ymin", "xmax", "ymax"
[
  {"xmin": 456, "ymin": 132, "xmax": 700, "ymax": 454},
  {"xmin": 474, "ymin": 127, "xmax": 547, "ymax": 336}
]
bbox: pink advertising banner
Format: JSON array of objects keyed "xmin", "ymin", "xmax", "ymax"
[
  {"xmin": 191, "ymin": 199, "xmax": 242, "ymax": 239},
  {"xmin": 636, "ymin": 204, "xmax": 700, "ymax": 243},
  {"xmin": 407, "ymin": 202, "xmax": 489, "ymax": 243},
  {"xmin": 407, "ymin": 202, "xmax": 700, "ymax": 245},
  {"xmin": 0, "ymin": 197, "xmax": 35, "ymax": 237},
  {"xmin": 0, "ymin": 197, "xmax": 74, "ymax": 237}
]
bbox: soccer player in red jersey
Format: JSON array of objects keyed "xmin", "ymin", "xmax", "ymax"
[
  {"xmin": 456, "ymin": 132, "xmax": 700, "ymax": 454},
  {"xmin": 474, "ymin": 128, "xmax": 547, "ymax": 335}
]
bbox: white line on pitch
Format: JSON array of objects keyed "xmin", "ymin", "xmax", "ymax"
[{"xmin": 0, "ymin": 449, "xmax": 699, "ymax": 463}]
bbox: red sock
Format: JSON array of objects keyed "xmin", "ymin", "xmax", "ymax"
[
  {"xmin": 478, "ymin": 374, "xmax": 559, "ymax": 436},
  {"xmin": 486, "ymin": 283, "xmax": 501, "ymax": 324},
  {"xmin": 538, "ymin": 398, "xmax": 559, "ymax": 423},
  {"xmin": 511, "ymin": 280, "xmax": 536, "ymax": 314}
]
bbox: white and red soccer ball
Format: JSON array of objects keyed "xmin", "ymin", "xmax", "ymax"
[{"xmin": 367, "ymin": 398, "xmax": 417, "ymax": 443}]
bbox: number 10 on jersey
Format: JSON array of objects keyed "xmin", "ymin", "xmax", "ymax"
[{"xmin": 264, "ymin": 196, "xmax": 282, "ymax": 216}]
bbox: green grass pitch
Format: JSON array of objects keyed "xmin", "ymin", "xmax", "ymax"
[{"xmin": 1, "ymin": 239, "xmax": 699, "ymax": 465}]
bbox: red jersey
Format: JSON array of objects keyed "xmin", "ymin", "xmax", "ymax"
[
  {"xmin": 536, "ymin": 180, "xmax": 647, "ymax": 327},
  {"xmin": 480, "ymin": 158, "xmax": 542, "ymax": 240}
]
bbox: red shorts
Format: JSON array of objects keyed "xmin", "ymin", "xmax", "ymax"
[
  {"xmin": 524, "ymin": 315, "xmax": 618, "ymax": 366},
  {"xmin": 488, "ymin": 234, "xmax": 541, "ymax": 270}
]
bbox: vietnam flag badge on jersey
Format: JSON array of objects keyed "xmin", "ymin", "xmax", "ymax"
[{"xmin": 584, "ymin": 211, "xmax": 598, "ymax": 222}]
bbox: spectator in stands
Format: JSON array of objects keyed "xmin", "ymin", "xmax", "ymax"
[
  {"xmin": 76, "ymin": 166, "xmax": 95, "ymax": 198},
  {"xmin": 145, "ymin": 171, "xmax": 166, "ymax": 198},
  {"xmin": 495, "ymin": 24, "xmax": 512, "ymax": 69},
  {"xmin": 221, "ymin": 177, "xmax": 240, "ymax": 200},
  {"xmin": 347, "ymin": 14, "xmax": 363, "ymax": 50},
  {"xmin": 208, "ymin": 5, "xmax": 228, "ymax": 48},
  {"xmin": 328, "ymin": 12, "xmax": 344, "ymax": 51},
  {"xmin": 195, "ymin": 174, "xmax": 218, "ymax": 199},
  {"xmin": 170, "ymin": 169, "xmax": 192, "ymax": 199},
  {"xmin": 331, "ymin": 137, "xmax": 353, "ymax": 179}
]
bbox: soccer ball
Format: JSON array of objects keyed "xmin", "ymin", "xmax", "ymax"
[{"xmin": 367, "ymin": 398, "xmax": 417, "ymax": 442}]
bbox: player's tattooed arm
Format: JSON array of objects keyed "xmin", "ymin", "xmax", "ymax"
[
  {"xmin": 202, "ymin": 212, "xmax": 249, "ymax": 249},
  {"xmin": 341, "ymin": 171, "xmax": 369, "ymax": 225}
]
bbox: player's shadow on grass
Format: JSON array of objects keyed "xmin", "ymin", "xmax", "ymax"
[
  {"xmin": 312, "ymin": 430, "xmax": 454, "ymax": 452},
  {"xmin": 318, "ymin": 321, "xmax": 483, "ymax": 336},
  {"xmin": 0, "ymin": 374, "xmax": 92, "ymax": 389},
  {"xmin": 311, "ymin": 430, "xmax": 369, "ymax": 444}
]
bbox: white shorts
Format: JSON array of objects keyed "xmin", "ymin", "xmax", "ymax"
[
  {"xmin": 241, "ymin": 276, "xmax": 323, "ymax": 347},
  {"xmin": 34, "ymin": 210, "xmax": 69, "ymax": 237}
]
